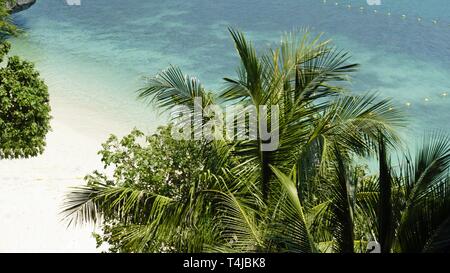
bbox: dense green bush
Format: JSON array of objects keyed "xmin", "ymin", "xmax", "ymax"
[
  {"xmin": 0, "ymin": 1, "xmax": 50, "ymax": 158},
  {"xmin": 81, "ymin": 126, "xmax": 222, "ymax": 252},
  {"xmin": 88, "ymin": 126, "xmax": 210, "ymax": 200},
  {"xmin": 0, "ymin": 42, "xmax": 51, "ymax": 158}
]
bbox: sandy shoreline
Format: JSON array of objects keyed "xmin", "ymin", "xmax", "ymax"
[{"xmin": 0, "ymin": 94, "xmax": 148, "ymax": 252}]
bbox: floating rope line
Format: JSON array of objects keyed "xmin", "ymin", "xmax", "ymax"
[
  {"xmin": 319, "ymin": 0, "xmax": 449, "ymax": 108},
  {"xmin": 320, "ymin": 0, "xmax": 449, "ymax": 29},
  {"xmin": 399, "ymin": 91, "xmax": 450, "ymax": 108}
]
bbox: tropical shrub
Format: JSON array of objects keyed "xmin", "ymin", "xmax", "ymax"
[
  {"xmin": 0, "ymin": 42, "xmax": 51, "ymax": 158},
  {"xmin": 65, "ymin": 126, "xmax": 235, "ymax": 252},
  {"xmin": 0, "ymin": 0, "xmax": 51, "ymax": 158}
]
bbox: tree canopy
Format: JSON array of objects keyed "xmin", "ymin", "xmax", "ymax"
[
  {"xmin": 0, "ymin": 0, "xmax": 51, "ymax": 158},
  {"xmin": 63, "ymin": 29, "xmax": 450, "ymax": 253}
]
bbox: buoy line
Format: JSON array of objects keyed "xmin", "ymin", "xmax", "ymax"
[{"xmin": 320, "ymin": 0, "xmax": 449, "ymax": 29}]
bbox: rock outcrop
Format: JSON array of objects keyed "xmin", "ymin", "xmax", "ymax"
[{"xmin": 6, "ymin": 0, "xmax": 36, "ymax": 13}]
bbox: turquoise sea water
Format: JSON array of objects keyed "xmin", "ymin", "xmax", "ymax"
[{"xmin": 9, "ymin": 0, "xmax": 450, "ymax": 141}]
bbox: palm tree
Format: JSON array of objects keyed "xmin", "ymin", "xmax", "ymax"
[
  {"xmin": 310, "ymin": 133, "xmax": 450, "ymax": 253},
  {"xmin": 387, "ymin": 133, "xmax": 450, "ymax": 252},
  {"xmin": 63, "ymin": 28, "xmax": 409, "ymax": 253}
]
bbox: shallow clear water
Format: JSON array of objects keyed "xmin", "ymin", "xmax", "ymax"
[{"xmin": 10, "ymin": 0, "xmax": 450, "ymax": 141}]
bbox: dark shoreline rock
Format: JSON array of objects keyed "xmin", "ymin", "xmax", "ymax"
[{"xmin": 7, "ymin": 0, "xmax": 36, "ymax": 14}]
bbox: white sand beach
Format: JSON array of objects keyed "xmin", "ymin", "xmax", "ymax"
[
  {"xmin": 1, "ymin": 30, "xmax": 162, "ymax": 251},
  {"xmin": 0, "ymin": 93, "xmax": 151, "ymax": 252}
]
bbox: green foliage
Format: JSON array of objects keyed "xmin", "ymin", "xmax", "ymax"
[
  {"xmin": 64, "ymin": 126, "xmax": 230, "ymax": 252},
  {"xmin": 0, "ymin": 0, "xmax": 19, "ymax": 38},
  {"xmin": 0, "ymin": 2, "xmax": 50, "ymax": 159},
  {"xmin": 395, "ymin": 133, "xmax": 450, "ymax": 252},
  {"xmin": 63, "ymin": 29, "xmax": 450, "ymax": 253},
  {"xmin": 92, "ymin": 127, "xmax": 209, "ymax": 199},
  {"xmin": 0, "ymin": 42, "xmax": 51, "ymax": 158}
]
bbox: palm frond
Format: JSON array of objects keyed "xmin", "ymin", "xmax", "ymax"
[
  {"xmin": 209, "ymin": 189, "xmax": 265, "ymax": 252},
  {"xmin": 138, "ymin": 65, "xmax": 215, "ymax": 113},
  {"xmin": 62, "ymin": 182, "xmax": 173, "ymax": 227},
  {"xmin": 396, "ymin": 133, "xmax": 450, "ymax": 252},
  {"xmin": 269, "ymin": 166, "xmax": 317, "ymax": 253}
]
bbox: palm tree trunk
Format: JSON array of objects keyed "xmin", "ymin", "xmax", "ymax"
[
  {"xmin": 333, "ymin": 147, "xmax": 355, "ymax": 253},
  {"xmin": 378, "ymin": 137, "xmax": 393, "ymax": 253}
]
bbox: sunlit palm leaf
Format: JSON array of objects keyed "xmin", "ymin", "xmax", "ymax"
[
  {"xmin": 396, "ymin": 133, "xmax": 450, "ymax": 252},
  {"xmin": 269, "ymin": 167, "xmax": 316, "ymax": 253}
]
